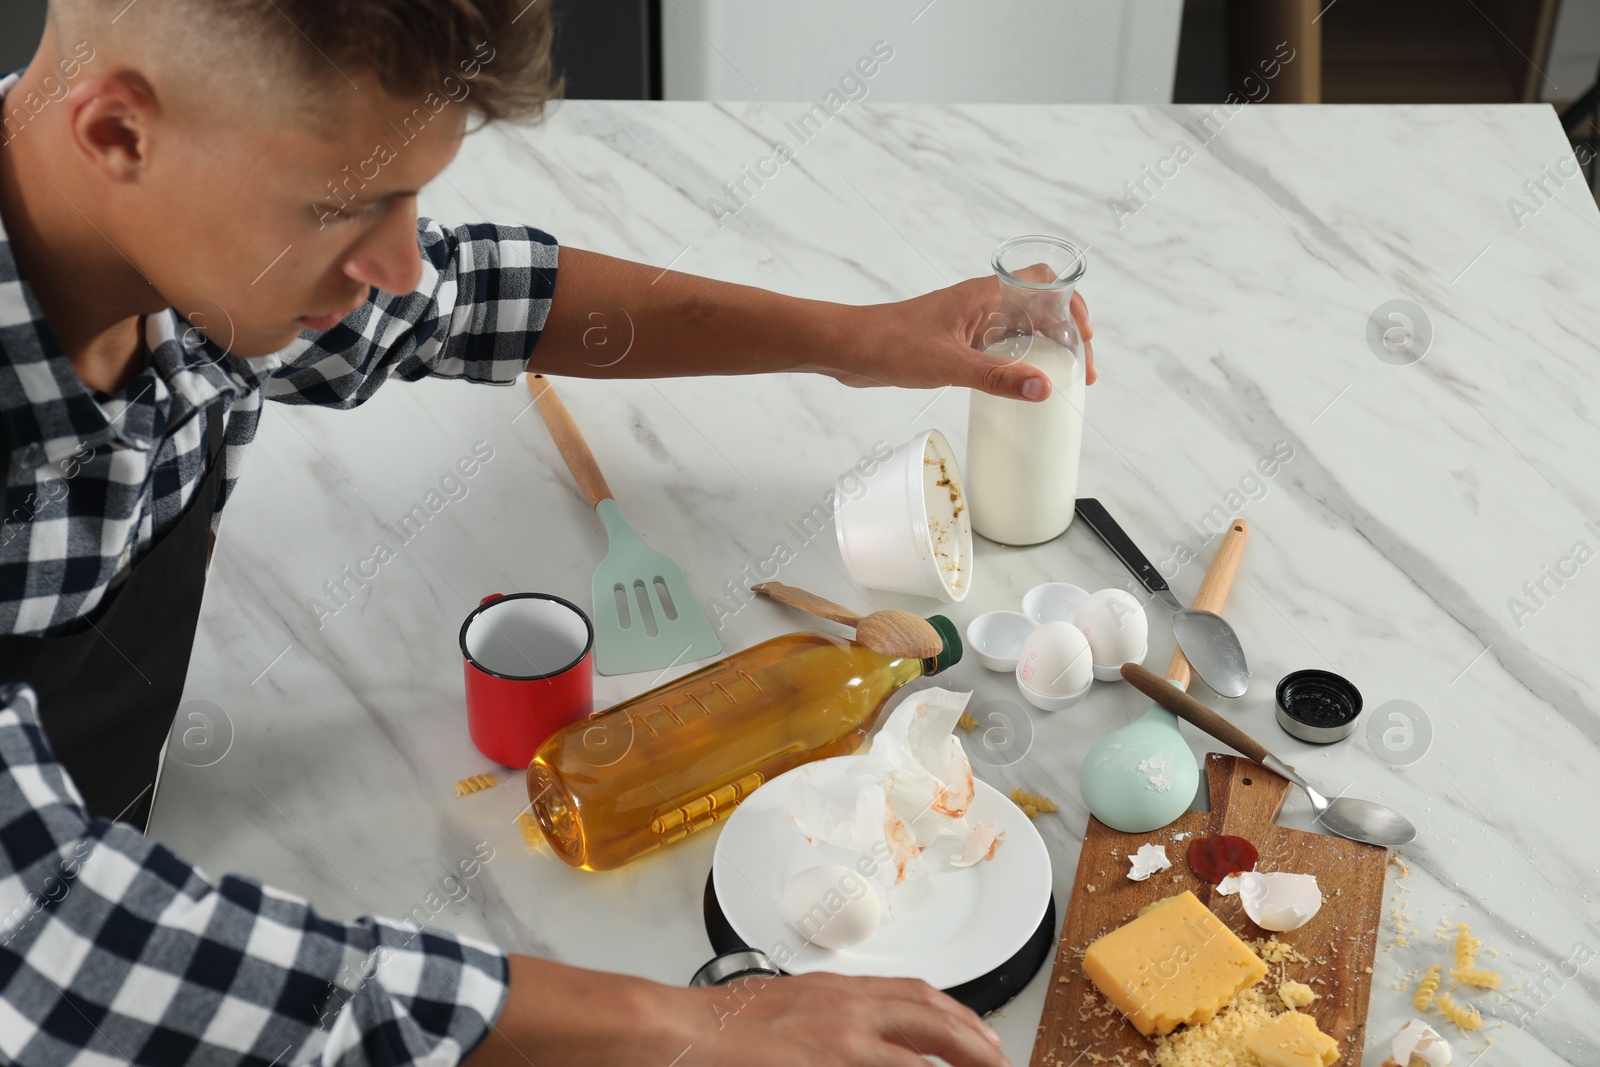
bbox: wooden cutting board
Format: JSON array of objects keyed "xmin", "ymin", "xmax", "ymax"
[{"xmin": 1030, "ymin": 753, "xmax": 1389, "ymax": 1067}]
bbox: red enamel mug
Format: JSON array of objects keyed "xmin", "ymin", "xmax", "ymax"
[{"xmin": 460, "ymin": 592, "xmax": 594, "ymax": 767}]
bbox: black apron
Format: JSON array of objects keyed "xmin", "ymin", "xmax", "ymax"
[{"xmin": 0, "ymin": 400, "xmax": 224, "ymax": 831}]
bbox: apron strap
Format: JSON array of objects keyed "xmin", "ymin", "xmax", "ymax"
[
  {"xmin": 2, "ymin": 395, "xmax": 232, "ymax": 829},
  {"xmin": 205, "ymin": 400, "xmax": 223, "ymax": 567}
]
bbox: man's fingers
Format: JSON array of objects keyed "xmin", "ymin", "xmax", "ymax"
[
  {"xmin": 846, "ymin": 978, "xmax": 1006, "ymax": 1064},
  {"xmin": 964, "ymin": 342, "xmax": 1050, "ymax": 400},
  {"xmin": 873, "ymin": 1051, "xmax": 943, "ymax": 1067},
  {"xmin": 869, "ymin": 995, "xmax": 1009, "ymax": 1067},
  {"xmin": 1069, "ymin": 292, "xmax": 1097, "ymax": 385},
  {"xmin": 1070, "ymin": 289, "xmax": 1093, "ymax": 340},
  {"xmin": 1009, "ymin": 261, "xmax": 1056, "ymax": 286}
]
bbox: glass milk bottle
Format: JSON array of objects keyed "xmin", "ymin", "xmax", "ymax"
[{"xmin": 966, "ymin": 236, "xmax": 1088, "ymax": 545}]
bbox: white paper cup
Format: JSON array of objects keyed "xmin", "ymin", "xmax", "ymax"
[{"xmin": 834, "ymin": 429, "xmax": 973, "ymax": 602}]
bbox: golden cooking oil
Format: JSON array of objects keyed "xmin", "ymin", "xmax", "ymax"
[{"xmin": 527, "ymin": 620, "xmax": 959, "ymax": 871}]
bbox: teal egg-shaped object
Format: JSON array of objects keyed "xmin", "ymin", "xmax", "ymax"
[{"xmin": 1080, "ymin": 707, "xmax": 1198, "ymax": 832}]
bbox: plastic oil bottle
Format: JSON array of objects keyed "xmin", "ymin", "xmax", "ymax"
[{"xmin": 526, "ymin": 619, "xmax": 961, "ymax": 871}]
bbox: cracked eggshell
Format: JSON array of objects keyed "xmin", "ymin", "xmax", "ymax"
[
  {"xmin": 1390, "ymin": 1019, "xmax": 1452, "ymax": 1067},
  {"xmin": 1238, "ymin": 871, "xmax": 1323, "ymax": 932},
  {"xmin": 1126, "ymin": 843, "xmax": 1171, "ymax": 882},
  {"xmin": 950, "ymin": 821, "xmax": 1005, "ymax": 867},
  {"xmin": 1074, "ymin": 589, "xmax": 1148, "ymax": 680}
]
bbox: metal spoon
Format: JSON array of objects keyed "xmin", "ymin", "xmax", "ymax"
[
  {"xmin": 1121, "ymin": 662, "xmax": 1418, "ymax": 847},
  {"xmin": 1075, "ymin": 498, "xmax": 1251, "ymax": 697}
]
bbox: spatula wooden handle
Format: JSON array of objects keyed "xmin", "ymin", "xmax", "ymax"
[
  {"xmin": 1165, "ymin": 518, "xmax": 1249, "ymax": 687},
  {"xmin": 750, "ymin": 582, "xmax": 864, "ymax": 627},
  {"xmin": 1122, "ymin": 662, "xmax": 1272, "ymax": 764},
  {"xmin": 528, "ymin": 373, "xmax": 612, "ymax": 508}
]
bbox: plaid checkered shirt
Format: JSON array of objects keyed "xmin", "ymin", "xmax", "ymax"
[
  {"xmin": 0, "ymin": 67, "xmax": 559, "ymax": 1062},
  {"xmin": 0, "ymin": 683, "xmax": 512, "ymax": 1065}
]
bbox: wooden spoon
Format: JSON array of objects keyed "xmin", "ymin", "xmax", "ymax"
[{"xmin": 750, "ymin": 581, "xmax": 943, "ymax": 658}]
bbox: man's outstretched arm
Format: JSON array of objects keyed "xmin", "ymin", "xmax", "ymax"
[{"xmin": 532, "ymin": 246, "xmax": 1097, "ymax": 398}]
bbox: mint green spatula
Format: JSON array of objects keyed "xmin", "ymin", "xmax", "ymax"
[{"xmin": 529, "ymin": 374, "xmax": 722, "ymax": 676}]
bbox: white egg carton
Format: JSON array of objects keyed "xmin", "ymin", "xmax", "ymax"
[{"xmin": 965, "ymin": 582, "xmax": 1149, "ymax": 712}]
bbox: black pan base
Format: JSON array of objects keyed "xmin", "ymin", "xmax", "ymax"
[{"xmin": 701, "ymin": 871, "xmax": 1057, "ymax": 1016}]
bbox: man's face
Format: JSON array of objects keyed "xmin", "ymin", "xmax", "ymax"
[{"xmin": 116, "ymin": 80, "xmax": 468, "ymax": 358}]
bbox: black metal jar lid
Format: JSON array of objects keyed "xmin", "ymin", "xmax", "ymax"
[{"xmin": 1275, "ymin": 669, "xmax": 1362, "ymax": 744}]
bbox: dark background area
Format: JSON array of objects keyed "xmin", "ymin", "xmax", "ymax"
[
  {"xmin": 548, "ymin": 0, "xmax": 661, "ymax": 101},
  {"xmin": 1176, "ymin": 0, "xmax": 1572, "ymax": 105},
  {"xmin": 0, "ymin": 0, "xmax": 1590, "ymax": 155},
  {"xmin": 0, "ymin": 1, "xmax": 48, "ymax": 73}
]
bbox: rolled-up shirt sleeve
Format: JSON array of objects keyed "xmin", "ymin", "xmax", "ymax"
[
  {"xmin": 264, "ymin": 219, "xmax": 559, "ymax": 409},
  {"xmin": 0, "ymin": 683, "xmax": 509, "ymax": 1067}
]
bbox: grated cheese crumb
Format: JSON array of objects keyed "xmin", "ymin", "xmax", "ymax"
[
  {"xmin": 1278, "ymin": 981, "xmax": 1317, "ymax": 1010},
  {"xmin": 1151, "ymin": 987, "xmax": 1278, "ymax": 1067},
  {"xmin": 1253, "ymin": 938, "xmax": 1311, "ymax": 965}
]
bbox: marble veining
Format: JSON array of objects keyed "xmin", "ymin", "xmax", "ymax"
[{"xmin": 152, "ymin": 101, "xmax": 1600, "ymax": 1065}]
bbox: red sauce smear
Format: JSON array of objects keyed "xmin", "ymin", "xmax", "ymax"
[{"xmin": 1186, "ymin": 835, "xmax": 1259, "ymax": 884}]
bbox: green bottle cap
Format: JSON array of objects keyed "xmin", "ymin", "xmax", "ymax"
[{"xmin": 922, "ymin": 615, "xmax": 962, "ymax": 674}]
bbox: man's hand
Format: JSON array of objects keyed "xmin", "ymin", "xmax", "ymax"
[
  {"xmin": 468, "ymin": 955, "xmax": 1011, "ymax": 1067},
  {"xmin": 815, "ymin": 275, "xmax": 1097, "ymax": 400},
  {"xmin": 680, "ymin": 971, "xmax": 1010, "ymax": 1067}
]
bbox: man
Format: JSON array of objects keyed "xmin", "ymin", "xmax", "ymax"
[{"xmin": 0, "ymin": 0, "xmax": 1095, "ymax": 1063}]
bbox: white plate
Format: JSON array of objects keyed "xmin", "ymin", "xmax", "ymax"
[{"xmin": 712, "ymin": 755, "xmax": 1052, "ymax": 988}]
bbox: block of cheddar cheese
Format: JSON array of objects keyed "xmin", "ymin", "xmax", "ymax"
[
  {"xmin": 1081, "ymin": 891, "xmax": 1269, "ymax": 1037},
  {"xmin": 1244, "ymin": 1010, "xmax": 1341, "ymax": 1067}
]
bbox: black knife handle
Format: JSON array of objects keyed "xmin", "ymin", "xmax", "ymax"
[{"xmin": 1074, "ymin": 498, "xmax": 1172, "ymax": 598}]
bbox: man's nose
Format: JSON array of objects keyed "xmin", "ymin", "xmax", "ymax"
[{"xmin": 343, "ymin": 206, "xmax": 422, "ymax": 297}]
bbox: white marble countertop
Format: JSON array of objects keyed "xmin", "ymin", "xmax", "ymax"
[{"xmin": 156, "ymin": 100, "xmax": 1600, "ymax": 1065}]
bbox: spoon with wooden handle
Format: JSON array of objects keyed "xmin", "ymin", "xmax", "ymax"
[
  {"xmin": 750, "ymin": 581, "xmax": 943, "ymax": 658},
  {"xmin": 1120, "ymin": 661, "xmax": 1417, "ymax": 846}
]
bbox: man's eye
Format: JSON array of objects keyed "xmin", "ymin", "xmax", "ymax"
[{"xmin": 323, "ymin": 202, "xmax": 385, "ymax": 224}]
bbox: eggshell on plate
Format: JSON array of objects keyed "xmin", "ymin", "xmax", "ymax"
[{"xmin": 782, "ymin": 865, "xmax": 882, "ymax": 950}]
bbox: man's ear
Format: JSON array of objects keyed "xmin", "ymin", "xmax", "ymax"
[{"xmin": 66, "ymin": 73, "xmax": 160, "ymax": 184}]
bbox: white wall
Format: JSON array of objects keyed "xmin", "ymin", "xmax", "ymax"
[
  {"xmin": 662, "ymin": 0, "xmax": 1185, "ymax": 104},
  {"xmin": 1545, "ymin": 0, "xmax": 1600, "ymax": 103}
]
